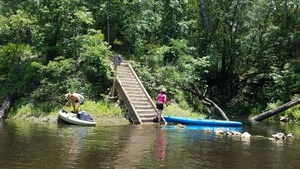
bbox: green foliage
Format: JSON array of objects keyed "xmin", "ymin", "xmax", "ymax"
[
  {"xmin": 160, "ymin": 0, "xmax": 191, "ymax": 42},
  {"xmin": 8, "ymin": 99, "xmax": 124, "ymax": 119},
  {"xmin": 30, "ymin": 58, "xmax": 79, "ymax": 108},
  {"xmin": 172, "ymin": 90, "xmax": 191, "ymax": 110},
  {"xmin": 7, "ymin": 103, "xmax": 36, "ymax": 119},
  {"xmin": 82, "ymin": 100, "xmax": 124, "ymax": 117},
  {"xmin": 0, "ymin": 9, "xmax": 35, "ymax": 45},
  {"xmin": 1, "ymin": 0, "xmax": 300, "ymax": 121},
  {"xmin": 120, "ymin": 0, "xmax": 164, "ymax": 56},
  {"xmin": 285, "ymin": 105, "xmax": 300, "ymax": 121},
  {"xmin": 78, "ymin": 29, "xmax": 111, "ymax": 81},
  {"xmin": 29, "ymin": 30, "xmax": 112, "ymax": 111},
  {"xmin": 0, "ymin": 43, "xmax": 37, "ymax": 98},
  {"xmin": 29, "ymin": 0, "xmax": 95, "ymax": 61},
  {"xmin": 164, "ymin": 103, "xmax": 205, "ymax": 119},
  {"xmin": 76, "ymin": 29, "xmax": 112, "ymax": 98},
  {"xmin": 134, "ymin": 38, "xmax": 210, "ymax": 114}
]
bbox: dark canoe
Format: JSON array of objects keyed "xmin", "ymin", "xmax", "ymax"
[{"xmin": 163, "ymin": 116, "xmax": 242, "ymax": 127}]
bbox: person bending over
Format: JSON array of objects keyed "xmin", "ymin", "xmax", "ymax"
[{"xmin": 63, "ymin": 93, "xmax": 84, "ymax": 113}]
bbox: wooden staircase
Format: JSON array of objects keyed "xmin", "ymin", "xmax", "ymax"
[{"xmin": 114, "ymin": 62, "xmax": 164, "ymax": 124}]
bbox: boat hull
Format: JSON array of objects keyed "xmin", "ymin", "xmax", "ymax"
[
  {"xmin": 163, "ymin": 125, "xmax": 242, "ymax": 132},
  {"xmin": 58, "ymin": 110, "xmax": 96, "ymax": 126},
  {"xmin": 163, "ymin": 116, "xmax": 242, "ymax": 127}
]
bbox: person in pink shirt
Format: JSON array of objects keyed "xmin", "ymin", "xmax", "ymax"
[{"xmin": 155, "ymin": 88, "xmax": 168, "ymax": 123}]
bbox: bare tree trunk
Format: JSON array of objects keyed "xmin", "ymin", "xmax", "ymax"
[
  {"xmin": 198, "ymin": 0, "xmax": 209, "ymax": 56},
  {"xmin": 199, "ymin": 0, "xmax": 209, "ymax": 31},
  {"xmin": 203, "ymin": 97, "xmax": 229, "ymax": 121},
  {"xmin": 251, "ymin": 98, "xmax": 300, "ymax": 121},
  {"xmin": 0, "ymin": 95, "xmax": 12, "ymax": 120},
  {"xmin": 193, "ymin": 84, "xmax": 229, "ymax": 121}
]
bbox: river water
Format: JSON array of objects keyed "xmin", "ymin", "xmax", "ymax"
[{"xmin": 0, "ymin": 119, "xmax": 300, "ymax": 169}]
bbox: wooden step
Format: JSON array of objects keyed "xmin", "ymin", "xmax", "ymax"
[
  {"xmin": 120, "ymin": 84, "xmax": 140, "ymax": 88},
  {"xmin": 115, "ymin": 62, "xmax": 164, "ymax": 124},
  {"xmin": 132, "ymin": 103, "xmax": 154, "ymax": 107},
  {"xmin": 118, "ymin": 76, "xmax": 136, "ymax": 80},
  {"xmin": 140, "ymin": 117, "xmax": 157, "ymax": 123},
  {"xmin": 129, "ymin": 98, "xmax": 148, "ymax": 102},
  {"xmin": 138, "ymin": 112, "xmax": 157, "ymax": 117},
  {"xmin": 134, "ymin": 105, "xmax": 154, "ymax": 109},
  {"xmin": 123, "ymin": 88, "xmax": 142, "ymax": 92},
  {"xmin": 118, "ymin": 73, "xmax": 135, "ymax": 79},
  {"xmin": 131, "ymin": 100, "xmax": 153, "ymax": 104},
  {"xmin": 127, "ymin": 93, "xmax": 147, "ymax": 98},
  {"xmin": 118, "ymin": 79, "xmax": 138, "ymax": 85},
  {"xmin": 136, "ymin": 109, "xmax": 156, "ymax": 114},
  {"xmin": 117, "ymin": 65, "xmax": 130, "ymax": 69}
]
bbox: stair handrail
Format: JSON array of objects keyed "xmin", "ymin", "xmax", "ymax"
[
  {"xmin": 115, "ymin": 61, "xmax": 166, "ymax": 124},
  {"xmin": 116, "ymin": 77, "xmax": 142, "ymax": 124},
  {"xmin": 127, "ymin": 63, "xmax": 166, "ymax": 123},
  {"xmin": 125, "ymin": 63, "xmax": 157, "ymax": 109}
]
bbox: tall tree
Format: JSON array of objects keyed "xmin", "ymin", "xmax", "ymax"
[{"xmin": 27, "ymin": 0, "xmax": 94, "ymax": 62}]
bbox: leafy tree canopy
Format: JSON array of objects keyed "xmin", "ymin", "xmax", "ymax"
[{"xmin": 0, "ymin": 0, "xmax": 300, "ymax": 119}]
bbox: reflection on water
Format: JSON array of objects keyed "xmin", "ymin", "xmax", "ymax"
[
  {"xmin": 155, "ymin": 126, "xmax": 167, "ymax": 167},
  {"xmin": 0, "ymin": 120, "xmax": 300, "ymax": 169},
  {"xmin": 59, "ymin": 126, "xmax": 92, "ymax": 166}
]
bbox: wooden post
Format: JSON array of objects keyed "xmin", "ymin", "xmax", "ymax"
[
  {"xmin": 111, "ymin": 64, "xmax": 117, "ymax": 97},
  {"xmin": 111, "ymin": 54, "xmax": 122, "ymax": 97},
  {"xmin": 0, "ymin": 95, "xmax": 13, "ymax": 120}
]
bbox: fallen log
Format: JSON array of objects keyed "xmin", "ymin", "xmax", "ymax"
[
  {"xmin": 0, "ymin": 95, "xmax": 13, "ymax": 120},
  {"xmin": 192, "ymin": 84, "xmax": 229, "ymax": 121},
  {"xmin": 250, "ymin": 98, "xmax": 300, "ymax": 121},
  {"xmin": 203, "ymin": 97, "xmax": 229, "ymax": 121}
]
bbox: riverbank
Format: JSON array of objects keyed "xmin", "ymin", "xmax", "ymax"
[
  {"xmin": 7, "ymin": 113, "xmax": 130, "ymax": 126},
  {"xmin": 5, "ymin": 102, "xmax": 205, "ymax": 126}
]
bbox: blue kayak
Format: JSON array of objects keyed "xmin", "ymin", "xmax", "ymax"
[
  {"xmin": 162, "ymin": 125, "xmax": 242, "ymax": 132},
  {"xmin": 163, "ymin": 116, "xmax": 243, "ymax": 127}
]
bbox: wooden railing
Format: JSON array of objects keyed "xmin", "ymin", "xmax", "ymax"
[
  {"xmin": 114, "ymin": 61, "xmax": 165, "ymax": 124},
  {"xmin": 115, "ymin": 78, "xmax": 142, "ymax": 124}
]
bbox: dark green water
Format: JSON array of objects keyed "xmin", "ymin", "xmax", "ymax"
[{"xmin": 0, "ymin": 120, "xmax": 300, "ymax": 169}]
